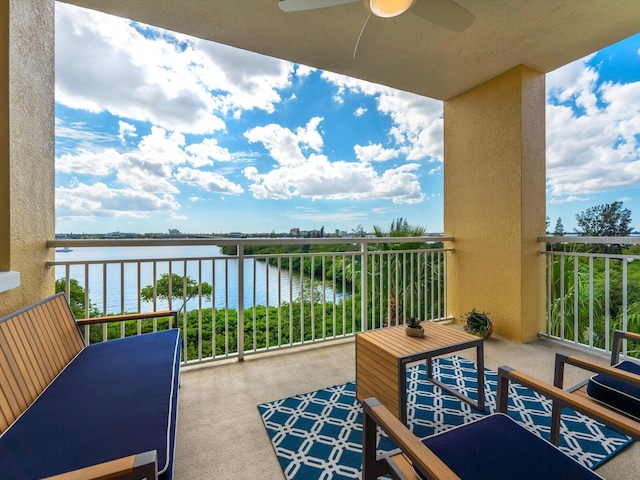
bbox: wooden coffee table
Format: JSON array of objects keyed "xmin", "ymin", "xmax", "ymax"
[{"xmin": 356, "ymin": 321, "xmax": 485, "ymax": 424}]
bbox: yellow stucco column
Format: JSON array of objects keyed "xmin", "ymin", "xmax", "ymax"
[
  {"xmin": 0, "ymin": 0, "xmax": 55, "ymax": 317},
  {"xmin": 444, "ymin": 65, "xmax": 546, "ymax": 343}
]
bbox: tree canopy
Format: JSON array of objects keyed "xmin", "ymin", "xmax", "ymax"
[
  {"xmin": 575, "ymin": 201, "xmax": 633, "ymax": 237},
  {"xmin": 55, "ymin": 278, "xmax": 100, "ymax": 319},
  {"xmin": 575, "ymin": 201, "xmax": 633, "ymax": 253},
  {"xmin": 140, "ymin": 273, "xmax": 213, "ymax": 314},
  {"xmin": 553, "ymin": 217, "xmax": 565, "ymax": 236}
]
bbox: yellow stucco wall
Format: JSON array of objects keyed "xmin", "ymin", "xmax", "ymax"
[
  {"xmin": 444, "ymin": 65, "xmax": 546, "ymax": 343},
  {"xmin": 0, "ymin": 0, "xmax": 55, "ymax": 317},
  {"xmin": 1, "ymin": 0, "xmax": 9, "ymax": 272}
]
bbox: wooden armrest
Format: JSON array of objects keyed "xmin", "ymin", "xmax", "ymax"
[
  {"xmin": 77, "ymin": 310, "xmax": 178, "ymax": 326},
  {"xmin": 553, "ymin": 352, "xmax": 640, "ymax": 395},
  {"xmin": 362, "ymin": 398, "xmax": 460, "ymax": 480},
  {"xmin": 498, "ymin": 366, "xmax": 640, "ymax": 444},
  {"xmin": 556, "ymin": 353, "xmax": 640, "ymax": 386},
  {"xmin": 619, "ymin": 331, "xmax": 640, "ymax": 342},
  {"xmin": 41, "ymin": 450, "xmax": 157, "ymax": 480}
]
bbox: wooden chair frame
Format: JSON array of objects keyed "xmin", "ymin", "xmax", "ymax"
[
  {"xmin": 552, "ymin": 330, "xmax": 640, "ymax": 445},
  {"xmin": 362, "ymin": 365, "xmax": 640, "ymax": 480}
]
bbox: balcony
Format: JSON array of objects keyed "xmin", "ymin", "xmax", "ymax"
[
  {"xmin": 173, "ymin": 328, "xmax": 639, "ymax": 480},
  {"xmin": 45, "ymin": 236, "xmax": 640, "ymax": 479},
  {"xmin": 4, "ymin": 4, "xmax": 640, "ymax": 478}
]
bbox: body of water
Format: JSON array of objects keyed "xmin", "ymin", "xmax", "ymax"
[{"xmin": 54, "ymin": 245, "xmax": 344, "ymax": 315}]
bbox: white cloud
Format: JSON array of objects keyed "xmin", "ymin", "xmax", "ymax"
[
  {"xmin": 546, "ymin": 56, "xmax": 640, "ymax": 198},
  {"xmin": 56, "ymin": 125, "xmax": 246, "ymax": 205},
  {"xmin": 548, "ymin": 195, "xmax": 590, "ymax": 204},
  {"xmin": 55, "ymin": 3, "xmax": 293, "ymax": 135},
  {"xmin": 377, "ymin": 90, "xmax": 443, "ymax": 161},
  {"xmin": 243, "ymin": 121, "xmax": 424, "ymax": 204},
  {"xmin": 55, "ymin": 119, "xmax": 118, "ymax": 154},
  {"xmin": 185, "ymin": 138, "xmax": 233, "ymax": 167},
  {"xmin": 175, "ymin": 167, "xmax": 244, "ymax": 195},
  {"xmin": 295, "ymin": 65, "xmax": 315, "ymax": 77},
  {"xmin": 321, "ymin": 71, "xmax": 388, "ymax": 99},
  {"xmin": 113, "ymin": 127, "xmax": 187, "ymax": 194},
  {"xmin": 116, "ymin": 159, "xmax": 179, "ymax": 194},
  {"xmin": 244, "ymin": 117, "xmax": 324, "ymax": 168},
  {"xmin": 354, "ymin": 143, "xmax": 398, "ymax": 162},
  {"xmin": 354, "ymin": 106, "xmax": 367, "ymax": 117},
  {"xmin": 55, "ymin": 4, "xmax": 224, "ymax": 134},
  {"xmin": 56, "ymin": 148, "xmax": 124, "ymax": 176},
  {"xmin": 546, "ymin": 55, "xmax": 598, "ymax": 114},
  {"xmin": 321, "ymin": 70, "xmax": 443, "ymax": 162},
  {"xmin": 546, "ymin": 54, "xmax": 597, "ymax": 104},
  {"xmin": 118, "ymin": 121, "xmax": 137, "ymax": 145},
  {"xmin": 194, "ymin": 40, "xmax": 293, "ymax": 117},
  {"xmin": 56, "ymin": 182, "xmax": 180, "ymax": 219}
]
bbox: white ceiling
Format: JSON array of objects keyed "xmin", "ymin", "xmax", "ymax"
[{"xmin": 61, "ymin": 0, "xmax": 640, "ymax": 100}]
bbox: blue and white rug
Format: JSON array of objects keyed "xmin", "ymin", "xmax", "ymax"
[{"xmin": 258, "ymin": 356, "xmax": 633, "ymax": 480}]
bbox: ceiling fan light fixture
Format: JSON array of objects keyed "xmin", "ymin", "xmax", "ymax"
[{"xmin": 365, "ymin": 0, "xmax": 415, "ymax": 18}]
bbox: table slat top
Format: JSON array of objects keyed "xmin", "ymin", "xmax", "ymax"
[{"xmin": 357, "ymin": 322, "xmax": 481, "ymax": 358}]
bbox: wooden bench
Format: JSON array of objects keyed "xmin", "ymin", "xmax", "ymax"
[{"xmin": 0, "ymin": 293, "xmax": 181, "ymax": 479}]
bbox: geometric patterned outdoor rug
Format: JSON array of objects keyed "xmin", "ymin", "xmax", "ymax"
[{"xmin": 258, "ymin": 356, "xmax": 633, "ymax": 480}]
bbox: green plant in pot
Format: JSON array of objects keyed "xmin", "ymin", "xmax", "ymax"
[
  {"xmin": 462, "ymin": 309, "xmax": 493, "ymax": 338},
  {"xmin": 405, "ymin": 317, "xmax": 424, "ymax": 337}
]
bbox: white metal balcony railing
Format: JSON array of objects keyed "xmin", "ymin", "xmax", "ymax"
[
  {"xmin": 541, "ymin": 236, "xmax": 640, "ymax": 360},
  {"xmin": 47, "ymin": 235, "xmax": 640, "ymax": 364},
  {"xmin": 47, "ymin": 237, "xmax": 450, "ymax": 365}
]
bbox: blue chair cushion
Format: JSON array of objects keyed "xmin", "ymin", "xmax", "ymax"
[
  {"xmin": 0, "ymin": 329, "xmax": 181, "ymax": 480},
  {"xmin": 415, "ymin": 413, "xmax": 602, "ymax": 480},
  {"xmin": 587, "ymin": 360, "xmax": 640, "ymax": 421}
]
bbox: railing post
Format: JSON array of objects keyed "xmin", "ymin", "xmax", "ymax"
[
  {"xmin": 361, "ymin": 241, "xmax": 368, "ymax": 331},
  {"xmin": 442, "ymin": 250, "xmax": 448, "ymax": 320},
  {"xmin": 237, "ymin": 244, "xmax": 245, "ymax": 362},
  {"xmin": 546, "ymin": 253, "xmax": 552, "ymax": 337}
]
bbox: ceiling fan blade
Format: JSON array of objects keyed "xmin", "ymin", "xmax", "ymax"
[
  {"xmin": 279, "ymin": 0, "xmax": 358, "ymax": 12},
  {"xmin": 353, "ymin": 14, "xmax": 386, "ymax": 59},
  {"xmin": 411, "ymin": 0, "xmax": 475, "ymax": 32}
]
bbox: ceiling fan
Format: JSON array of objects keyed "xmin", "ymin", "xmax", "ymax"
[{"xmin": 278, "ymin": 0, "xmax": 475, "ymax": 58}]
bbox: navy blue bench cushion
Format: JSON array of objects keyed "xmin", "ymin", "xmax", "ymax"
[
  {"xmin": 0, "ymin": 329, "xmax": 181, "ymax": 480},
  {"xmin": 587, "ymin": 360, "xmax": 640, "ymax": 421},
  {"xmin": 416, "ymin": 413, "xmax": 603, "ymax": 480}
]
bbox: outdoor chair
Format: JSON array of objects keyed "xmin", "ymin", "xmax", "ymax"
[
  {"xmin": 362, "ymin": 365, "xmax": 640, "ymax": 480},
  {"xmin": 552, "ymin": 330, "xmax": 640, "ymax": 445}
]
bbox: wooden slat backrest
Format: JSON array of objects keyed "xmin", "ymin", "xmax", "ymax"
[{"xmin": 0, "ymin": 293, "xmax": 85, "ymax": 434}]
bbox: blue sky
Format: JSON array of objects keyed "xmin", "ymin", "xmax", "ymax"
[{"xmin": 54, "ymin": 3, "xmax": 640, "ymax": 235}]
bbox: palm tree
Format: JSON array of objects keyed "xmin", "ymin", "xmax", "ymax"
[{"xmin": 370, "ymin": 218, "xmax": 432, "ymax": 326}]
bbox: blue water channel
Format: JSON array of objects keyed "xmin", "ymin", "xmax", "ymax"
[{"xmin": 54, "ymin": 245, "xmax": 345, "ymax": 315}]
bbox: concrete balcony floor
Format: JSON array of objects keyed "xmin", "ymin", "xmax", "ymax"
[{"xmin": 174, "ymin": 324, "xmax": 640, "ymax": 480}]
